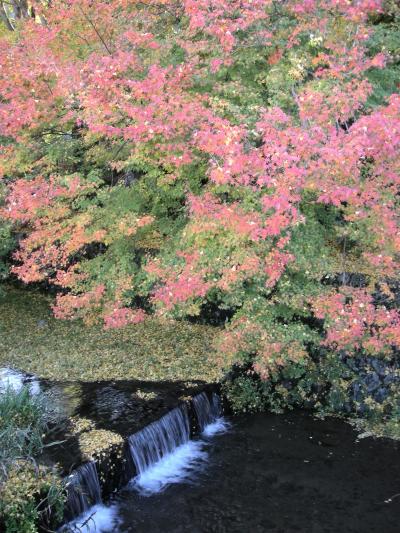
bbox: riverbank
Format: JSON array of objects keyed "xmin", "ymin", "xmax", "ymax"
[
  {"xmin": 0, "ymin": 286, "xmax": 220, "ymax": 383},
  {"xmin": 2, "ymin": 285, "xmax": 399, "ymax": 441}
]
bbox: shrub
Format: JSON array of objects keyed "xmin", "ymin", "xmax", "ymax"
[
  {"xmin": 0, "ymin": 386, "xmax": 49, "ymax": 465},
  {"xmin": 0, "ymin": 0, "xmax": 399, "ymax": 433},
  {"xmin": 0, "ymin": 386, "xmax": 65, "ymax": 532},
  {"xmin": 0, "ymin": 460, "xmax": 65, "ymax": 533}
]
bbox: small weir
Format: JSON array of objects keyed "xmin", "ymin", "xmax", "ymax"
[
  {"xmin": 59, "ymin": 461, "xmax": 121, "ymax": 532},
  {"xmin": 60, "ymin": 462, "xmax": 119, "ymax": 532},
  {"xmin": 193, "ymin": 391, "xmax": 229, "ymax": 437},
  {"xmin": 64, "ymin": 461, "xmax": 102, "ymax": 520},
  {"xmin": 60, "ymin": 390, "xmax": 228, "ymax": 531},
  {"xmin": 128, "ymin": 404, "xmax": 190, "ymax": 474},
  {"xmin": 193, "ymin": 391, "xmax": 220, "ymax": 431},
  {"xmin": 127, "ymin": 404, "xmax": 205, "ymax": 495}
]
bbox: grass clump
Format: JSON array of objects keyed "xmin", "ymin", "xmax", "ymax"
[
  {"xmin": 0, "ymin": 386, "xmax": 49, "ymax": 465},
  {"xmin": 0, "ymin": 386, "xmax": 65, "ymax": 532}
]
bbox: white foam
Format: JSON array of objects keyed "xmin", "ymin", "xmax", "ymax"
[
  {"xmin": 202, "ymin": 417, "xmax": 230, "ymax": 437},
  {"xmin": 59, "ymin": 504, "xmax": 119, "ymax": 533},
  {"xmin": 0, "ymin": 367, "xmax": 40, "ymax": 395},
  {"xmin": 0, "ymin": 367, "xmax": 24, "ymax": 392},
  {"xmin": 27, "ymin": 378, "xmax": 41, "ymax": 395},
  {"xmin": 130, "ymin": 440, "xmax": 208, "ymax": 495}
]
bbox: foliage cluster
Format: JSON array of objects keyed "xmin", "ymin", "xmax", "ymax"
[
  {"xmin": 0, "ymin": 460, "xmax": 64, "ymax": 533},
  {"xmin": 0, "ymin": 1, "xmax": 399, "ymax": 424},
  {"xmin": 223, "ymin": 350, "xmax": 400, "ymax": 424}
]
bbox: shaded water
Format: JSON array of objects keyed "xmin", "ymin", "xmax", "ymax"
[
  {"xmin": 114, "ymin": 411, "xmax": 400, "ymax": 533},
  {"xmin": 37, "ymin": 373, "xmax": 215, "ymax": 475},
  {"xmin": 2, "ymin": 368, "xmax": 399, "ymax": 532},
  {"xmin": 61, "ymin": 391, "xmax": 227, "ymax": 530}
]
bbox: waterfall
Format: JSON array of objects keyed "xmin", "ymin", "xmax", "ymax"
[
  {"xmin": 193, "ymin": 391, "xmax": 229, "ymax": 437},
  {"xmin": 64, "ymin": 461, "xmax": 102, "ymax": 521},
  {"xmin": 128, "ymin": 404, "xmax": 190, "ymax": 472},
  {"xmin": 60, "ymin": 461, "xmax": 119, "ymax": 532},
  {"xmin": 192, "ymin": 392, "xmax": 221, "ymax": 432},
  {"xmin": 58, "ymin": 391, "xmax": 228, "ymax": 530},
  {"xmin": 128, "ymin": 404, "xmax": 208, "ymax": 495}
]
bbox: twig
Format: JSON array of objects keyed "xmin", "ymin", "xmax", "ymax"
[
  {"xmin": 383, "ymin": 493, "xmax": 400, "ymax": 504},
  {"xmin": 77, "ymin": 5, "xmax": 113, "ymax": 56}
]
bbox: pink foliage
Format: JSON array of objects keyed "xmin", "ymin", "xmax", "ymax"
[
  {"xmin": 103, "ymin": 307, "xmax": 146, "ymax": 329},
  {"xmin": 313, "ymin": 289, "xmax": 400, "ymax": 354}
]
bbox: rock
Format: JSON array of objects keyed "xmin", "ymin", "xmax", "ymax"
[
  {"xmin": 370, "ymin": 358, "xmax": 386, "ymax": 377},
  {"xmin": 374, "ymin": 387, "xmax": 388, "ymax": 403},
  {"xmin": 364, "ymin": 373, "xmax": 380, "ymax": 393}
]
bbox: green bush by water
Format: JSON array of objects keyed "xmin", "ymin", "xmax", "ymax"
[
  {"xmin": 0, "ymin": 387, "xmax": 65, "ymax": 532},
  {"xmin": 0, "ymin": 386, "xmax": 49, "ymax": 465}
]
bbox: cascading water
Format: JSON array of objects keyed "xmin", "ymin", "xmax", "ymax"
[
  {"xmin": 127, "ymin": 395, "xmax": 229, "ymax": 495},
  {"xmin": 192, "ymin": 392, "xmax": 221, "ymax": 431},
  {"xmin": 64, "ymin": 461, "xmax": 102, "ymax": 520},
  {"xmin": 60, "ymin": 462, "xmax": 120, "ymax": 532},
  {"xmin": 127, "ymin": 404, "xmax": 208, "ymax": 494},
  {"xmin": 59, "ymin": 391, "xmax": 229, "ymax": 530},
  {"xmin": 193, "ymin": 391, "xmax": 229, "ymax": 437},
  {"xmin": 128, "ymin": 405, "xmax": 190, "ymax": 473}
]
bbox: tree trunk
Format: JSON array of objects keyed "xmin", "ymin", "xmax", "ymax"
[
  {"xmin": 1, "ymin": 0, "xmax": 37, "ymax": 30},
  {"xmin": 1, "ymin": 3, "xmax": 15, "ymax": 30}
]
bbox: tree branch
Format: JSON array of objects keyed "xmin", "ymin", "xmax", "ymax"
[
  {"xmin": 0, "ymin": 2, "xmax": 15, "ymax": 30},
  {"xmin": 77, "ymin": 5, "xmax": 113, "ymax": 56}
]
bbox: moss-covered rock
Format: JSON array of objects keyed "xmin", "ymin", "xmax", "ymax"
[{"xmin": 78, "ymin": 429, "xmax": 124, "ymax": 462}]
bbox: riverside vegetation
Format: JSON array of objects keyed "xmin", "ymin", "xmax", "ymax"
[
  {"xmin": 0, "ymin": 386, "xmax": 65, "ymax": 533},
  {"xmin": 0, "ymin": 0, "xmax": 400, "ymax": 531}
]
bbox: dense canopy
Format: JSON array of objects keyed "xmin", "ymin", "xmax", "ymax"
[{"xmin": 0, "ymin": 0, "xmax": 399, "ymax": 400}]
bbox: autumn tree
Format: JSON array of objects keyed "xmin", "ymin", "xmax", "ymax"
[{"xmin": 0, "ymin": 0, "xmax": 399, "ymax": 415}]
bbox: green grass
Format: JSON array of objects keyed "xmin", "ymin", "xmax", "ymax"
[
  {"xmin": 0, "ymin": 386, "xmax": 65, "ymax": 533},
  {"xmin": 0, "ymin": 386, "xmax": 49, "ymax": 469},
  {"xmin": 0, "ymin": 285, "xmax": 220, "ymax": 382}
]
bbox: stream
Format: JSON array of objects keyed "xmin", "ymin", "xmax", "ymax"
[
  {"xmin": 64, "ymin": 411, "xmax": 400, "ymax": 533},
  {"xmin": 1, "ymin": 368, "xmax": 399, "ymax": 533}
]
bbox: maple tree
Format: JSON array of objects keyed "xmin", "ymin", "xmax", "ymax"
[{"xmin": 0, "ymin": 0, "xmax": 399, "ymax": 413}]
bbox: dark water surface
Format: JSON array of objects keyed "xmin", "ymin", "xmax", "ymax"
[
  {"xmin": 114, "ymin": 411, "xmax": 400, "ymax": 533},
  {"xmin": 39, "ymin": 377, "xmax": 212, "ymax": 473},
  {"xmin": 2, "ymin": 368, "xmax": 399, "ymax": 532}
]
